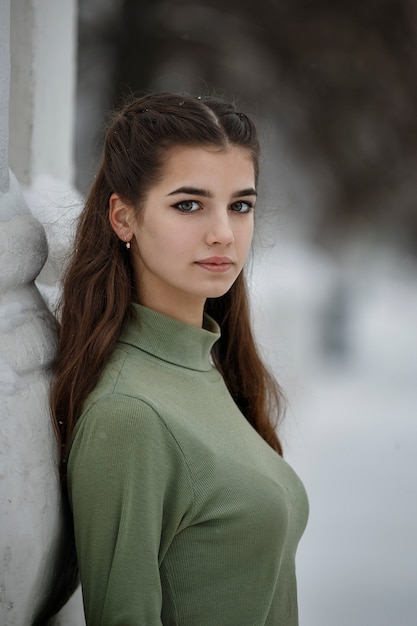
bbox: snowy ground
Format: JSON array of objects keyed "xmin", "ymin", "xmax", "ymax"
[{"xmin": 250, "ymin": 240, "xmax": 417, "ymax": 626}]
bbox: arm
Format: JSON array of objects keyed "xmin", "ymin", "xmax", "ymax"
[{"xmin": 67, "ymin": 394, "xmax": 193, "ymax": 626}]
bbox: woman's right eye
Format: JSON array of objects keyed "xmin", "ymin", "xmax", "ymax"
[{"xmin": 172, "ymin": 200, "xmax": 201, "ymax": 213}]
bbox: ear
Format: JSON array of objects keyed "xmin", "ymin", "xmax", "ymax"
[{"xmin": 109, "ymin": 193, "xmax": 134, "ymax": 244}]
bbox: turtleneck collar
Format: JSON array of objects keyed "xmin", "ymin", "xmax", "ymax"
[{"xmin": 118, "ymin": 304, "xmax": 221, "ymax": 372}]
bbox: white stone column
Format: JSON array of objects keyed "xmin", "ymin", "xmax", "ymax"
[
  {"xmin": 10, "ymin": 0, "xmax": 83, "ymax": 312},
  {"xmin": 0, "ymin": 1, "xmax": 84, "ymax": 623},
  {"xmin": 10, "ymin": 0, "xmax": 78, "ymax": 185},
  {"xmin": 0, "ymin": 1, "xmax": 10, "ymax": 194}
]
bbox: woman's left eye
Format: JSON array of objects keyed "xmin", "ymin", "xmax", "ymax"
[
  {"xmin": 230, "ymin": 201, "xmax": 253, "ymax": 213},
  {"xmin": 173, "ymin": 200, "xmax": 201, "ymax": 213}
]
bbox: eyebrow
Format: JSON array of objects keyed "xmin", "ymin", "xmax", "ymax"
[{"xmin": 167, "ymin": 186, "xmax": 257, "ymax": 198}]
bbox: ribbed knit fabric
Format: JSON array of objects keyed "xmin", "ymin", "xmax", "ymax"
[{"xmin": 68, "ymin": 304, "xmax": 308, "ymax": 626}]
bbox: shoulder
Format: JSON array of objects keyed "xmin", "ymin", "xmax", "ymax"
[
  {"xmin": 70, "ymin": 393, "xmax": 178, "ymax": 457},
  {"xmin": 68, "ymin": 393, "xmax": 194, "ymax": 502}
]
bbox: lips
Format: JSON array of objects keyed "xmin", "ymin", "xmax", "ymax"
[{"xmin": 195, "ymin": 257, "xmax": 233, "ymax": 272}]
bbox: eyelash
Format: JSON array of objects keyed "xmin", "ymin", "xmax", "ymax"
[
  {"xmin": 173, "ymin": 200, "xmax": 201, "ymax": 213},
  {"xmin": 230, "ymin": 201, "xmax": 254, "ymax": 214},
  {"xmin": 172, "ymin": 200, "xmax": 254, "ymax": 214}
]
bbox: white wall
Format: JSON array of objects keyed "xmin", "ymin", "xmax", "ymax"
[
  {"xmin": 0, "ymin": 1, "xmax": 84, "ymax": 623},
  {"xmin": 9, "ymin": 0, "xmax": 78, "ymax": 186},
  {"xmin": 0, "ymin": 1, "xmax": 10, "ymax": 194}
]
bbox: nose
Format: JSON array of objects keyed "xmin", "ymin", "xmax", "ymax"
[{"xmin": 205, "ymin": 211, "xmax": 234, "ymax": 246}]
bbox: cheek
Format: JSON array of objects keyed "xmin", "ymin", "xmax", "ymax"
[
  {"xmin": 159, "ymin": 223, "xmax": 200, "ymax": 253},
  {"xmin": 238, "ymin": 221, "xmax": 254, "ymax": 253},
  {"xmin": 137, "ymin": 221, "xmax": 176, "ymax": 253}
]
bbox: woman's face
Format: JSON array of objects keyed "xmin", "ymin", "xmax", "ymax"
[{"xmin": 129, "ymin": 145, "xmax": 256, "ymax": 326}]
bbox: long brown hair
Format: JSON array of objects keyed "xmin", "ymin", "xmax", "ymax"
[{"xmin": 51, "ymin": 92, "xmax": 284, "ymax": 477}]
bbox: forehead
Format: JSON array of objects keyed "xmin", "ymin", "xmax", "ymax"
[{"xmin": 156, "ymin": 145, "xmax": 256, "ymax": 190}]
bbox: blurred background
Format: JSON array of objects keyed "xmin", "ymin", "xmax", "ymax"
[{"xmin": 75, "ymin": 1, "xmax": 417, "ymax": 624}]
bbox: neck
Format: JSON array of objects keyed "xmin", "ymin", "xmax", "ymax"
[
  {"xmin": 135, "ymin": 290, "xmax": 205, "ymax": 328},
  {"xmin": 120, "ymin": 303, "xmax": 221, "ymax": 372}
]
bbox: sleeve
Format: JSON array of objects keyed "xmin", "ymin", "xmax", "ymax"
[{"xmin": 67, "ymin": 394, "xmax": 194, "ymax": 626}]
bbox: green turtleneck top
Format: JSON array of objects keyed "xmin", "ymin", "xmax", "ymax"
[{"xmin": 68, "ymin": 304, "xmax": 308, "ymax": 626}]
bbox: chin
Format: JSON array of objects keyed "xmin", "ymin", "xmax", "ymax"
[{"xmin": 204, "ymin": 285, "xmax": 234, "ymax": 299}]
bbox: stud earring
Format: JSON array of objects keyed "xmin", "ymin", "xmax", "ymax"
[{"xmin": 126, "ymin": 240, "xmax": 131, "ymax": 249}]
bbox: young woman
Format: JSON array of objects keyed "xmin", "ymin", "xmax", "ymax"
[{"xmin": 50, "ymin": 92, "xmax": 308, "ymax": 625}]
